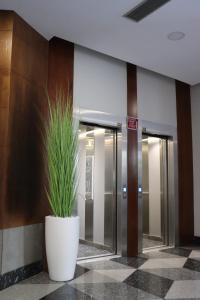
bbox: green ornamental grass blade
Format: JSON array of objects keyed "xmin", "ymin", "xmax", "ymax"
[{"xmin": 45, "ymin": 91, "xmax": 78, "ymax": 217}]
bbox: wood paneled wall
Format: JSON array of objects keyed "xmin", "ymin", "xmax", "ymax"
[
  {"xmin": 0, "ymin": 11, "xmax": 49, "ymax": 229},
  {"xmin": 127, "ymin": 63, "xmax": 138, "ymax": 256},
  {"xmin": 176, "ymin": 80, "xmax": 194, "ymax": 244},
  {"xmin": 48, "ymin": 37, "xmax": 74, "ymax": 102},
  {"xmin": 0, "ymin": 11, "xmax": 13, "ymax": 228},
  {"xmin": 0, "ymin": 12, "xmax": 75, "ymax": 230}
]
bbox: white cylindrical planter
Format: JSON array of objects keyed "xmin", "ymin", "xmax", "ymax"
[{"xmin": 45, "ymin": 215, "xmax": 79, "ymax": 281}]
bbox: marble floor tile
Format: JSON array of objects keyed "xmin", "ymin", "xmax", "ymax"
[
  {"xmin": 4, "ymin": 247, "xmax": 200, "ymax": 299},
  {"xmin": 73, "ymin": 282, "xmax": 161, "ymax": 300},
  {"xmin": 141, "ymin": 267, "xmax": 200, "ymax": 281},
  {"xmin": 160, "ymin": 247, "xmax": 192, "ymax": 257},
  {"xmin": 189, "ymin": 250, "xmax": 200, "ymax": 260},
  {"xmin": 21, "ymin": 265, "xmax": 90, "ymax": 285},
  {"xmin": 165, "ymin": 280, "xmax": 200, "ymax": 299},
  {"xmin": 20, "ymin": 272, "xmax": 57, "ymax": 284},
  {"xmin": 79, "ymin": 259, "xmax": 133, "ymax": 270},
  {"xmin": 0, "ymin": 283, "xmax": 64, "ymax": 300},
  {"xmin": 95, "ymin": 268, "xmax": 136, "ymax": 282},
  {"xmin": 124, "ymin": 269, "xmax": 173, "ymax": 298},
  {"xmin": 74, "ymin": 264, "xmax": 90, "ymax": 279},
  {"xmin": 69, "ymin": 270, "xmax": 117, "ymax": 284},
  {"xmin": 184, "ymin": 258, "xmax": 200, "ymax": 272},
  {"xmin": 140, "ymin": 250, "xmax": 180, "ymax": 259},
  {"xmin": 111, "ymin": 256, "xmax": 147, "ymax": 268},
  {"xmin": 78, "ymin": 243, "xmax": 111, "ymax": 258},
  {"xmin": 41, "ymin": 283, "xmax": 94, "ymax": 300},
  {"xmin": 143, "ymin": 238, "xmax": 163, "ymax": 249},
  {"xmin": 139, "ymin": 257, "xmax": 187, "ymax": 269}
]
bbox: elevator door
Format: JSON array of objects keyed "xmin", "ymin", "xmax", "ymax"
[
  {"xmin": 142, "ymin": 134, "xmax": 168, "ymax": 250},
  {"xmin": 77, "ymin": 124, "xmax": 117, "ymax": 258}
]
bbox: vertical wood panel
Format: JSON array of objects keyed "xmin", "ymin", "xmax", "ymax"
[
  {"xmin": 0, "ymin": 11, "xmax": 13, "ymax": 30},
  {"xmin": 127, "ymin": 63, "xmax": 138, "ymax": 256},
  {"xmin": 48, "ymin": 37, "xmax": 74, "ymax": 102},
  {"xmin": 176, "ymin": 80, "xmax": 194, "ymax": 244},
  {"xmin": 0, "ymin": 11, "xmax": 49, "ymax": 229},
  {"xmin": 0, "ymin": 11, "xmax": 13, "ymax": 229}
]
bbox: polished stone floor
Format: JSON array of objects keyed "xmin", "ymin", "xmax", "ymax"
[
  {"xmin": 78, "ymin": 243, "xmax": 112, "ymax": 258},
  {"xmin": 143, "ymin": 237, "xmax": 163, "ymax": 249},
  {"xmin": 1, "ymin": 247, "xmax": 200, "ymax": 299}
]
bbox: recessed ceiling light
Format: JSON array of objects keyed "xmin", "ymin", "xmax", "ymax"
[{"xmin": 167, "ymin": 32, "xmax": 185, "ymax": 41}]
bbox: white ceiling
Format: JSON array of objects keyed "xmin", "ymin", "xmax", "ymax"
[{"xmin": 1, "ymin": 0, "xmax": 200, "ymax": 85}]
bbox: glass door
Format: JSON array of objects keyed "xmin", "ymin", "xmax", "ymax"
[{"xmin": 77, "ymin": 123, "xmax": 117, "ymax": 259}]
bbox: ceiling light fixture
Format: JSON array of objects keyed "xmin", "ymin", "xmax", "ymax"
[{"xmin": 167, "ymin": 32, "xmax": 185, "ymax": 41}]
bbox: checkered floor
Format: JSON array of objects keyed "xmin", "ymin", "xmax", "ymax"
[{"xmin": 1, "ymin": 247, "xmax": 200, "ymax": 299}]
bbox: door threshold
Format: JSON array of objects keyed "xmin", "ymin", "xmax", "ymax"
[
  {"xmin": 77, "ymin": 253, "xmax": 120, "ymax": 263},
  {"xmin": 143, "ymin": 245, "xmax": 174, "ymax": 253}
]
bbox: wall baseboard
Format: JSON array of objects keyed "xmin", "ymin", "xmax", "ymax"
[{"xmin": 0, "ymin": 261, "xmax": 43, "ymax": 291}]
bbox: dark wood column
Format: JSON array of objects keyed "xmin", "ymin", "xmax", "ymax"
[
  {"xmin": 127, "ymin": 63, "xmax": 138, "ymax": 256},
  {"xmin": 48, "ymin": 37, "xmax": 74, "ymax": 102},
  {"xmin": 176, "ymin": 80, "xmax": 194, "ymax": 245}
]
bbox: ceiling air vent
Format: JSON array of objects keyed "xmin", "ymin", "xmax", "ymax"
[{"xmin": 125, "ymin": 0, "xmax": 171, "ymax": 22}]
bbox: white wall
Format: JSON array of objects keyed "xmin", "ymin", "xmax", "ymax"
[
  {"xmin": 137, "ymin": 67, "xmax": 177, "ymax": 127},
  {"xmin": 73, "ymin": 45, "xmax": 127, "ymax": 118},
  {"xmin": 191, "ymin": 83, "xmax": 200, "ymax": 237}
]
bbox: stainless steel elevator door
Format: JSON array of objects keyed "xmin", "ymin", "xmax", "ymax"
[
  {"xmin": 77, "ymin": 124, "xmax": 117, "ymax": 258},
  {"xmin": 142, "ymin": 134, "xmax": 168, "ymax": 250}
]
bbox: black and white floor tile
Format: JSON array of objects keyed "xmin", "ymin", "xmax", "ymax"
[
  {"xmin": 78, "ymin": 243, "xmax": 112, "ymax": 258},
  {"xmin": 1, "ymin": 247, "xmax": 200, "ymax": 299}
]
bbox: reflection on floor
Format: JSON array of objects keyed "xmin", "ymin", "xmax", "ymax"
[
  {"xmin": 1, "ymin": 247, "xmax": 200, "ymax": 299},
  {"xmin": 143, "ymin": 237, "xmax": 163, "ymax": 249},
  {"xmin": 78, "ymin": 242, "xmax": 112, "ymax": 258}
]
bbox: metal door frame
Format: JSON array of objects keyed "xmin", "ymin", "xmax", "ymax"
[{"xmin": 138, "ymin": 120, "xmax": 178, "ymax": 253}]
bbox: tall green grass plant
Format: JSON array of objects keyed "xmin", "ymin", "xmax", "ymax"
[{"xmin": 45, "ymin": 92, "xmax": 78, "ymax": 217}]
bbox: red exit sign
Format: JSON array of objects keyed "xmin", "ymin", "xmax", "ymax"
[{"xmin": 127, "ymin": 116, "xmax": 138, "ymax": 130}]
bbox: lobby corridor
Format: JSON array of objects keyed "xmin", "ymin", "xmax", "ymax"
[{"xmin": 1, "ymin": 247, "xmax": 200, "ymax": 299}]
